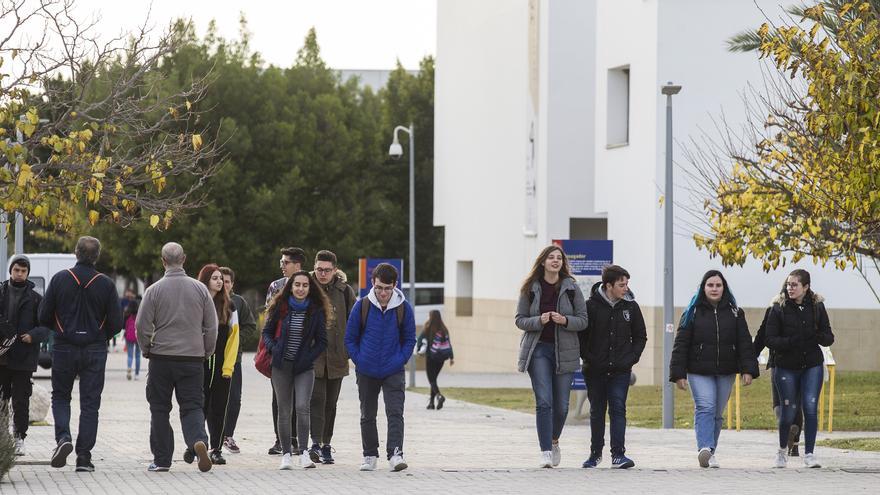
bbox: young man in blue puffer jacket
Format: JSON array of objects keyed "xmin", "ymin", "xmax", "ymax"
[{"xmin": 344, "ymin": 263, "xmax": 416, "ymax": 472}]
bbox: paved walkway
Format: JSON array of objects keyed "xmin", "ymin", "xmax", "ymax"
[{"xmin": 4, "ymin": 352, "xmax": 879, "ymax": 494}]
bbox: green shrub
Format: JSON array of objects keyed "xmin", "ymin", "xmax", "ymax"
[{"xmin": 0, "ymin": 404, "xmax": 15, "ymax": 482}]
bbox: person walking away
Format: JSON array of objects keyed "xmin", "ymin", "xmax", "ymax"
[
  {"xmin": 578, "ymin": 265, "xmax": 646, "ymax": 469},
  {"xmin": 0, "ymin": 255, "xmax": 50, "ymax": 457},
  {"xmin": 136, "ymin": 242, "xmax": 216, "ymax": 473},
  {"xmin": 39, "ymin": 236, "xmax": 123, "ymax": 472},
  {"xmin": 123, "ymin": 299, "xmax": 141, "ymax": 380},
  {"xmin": 263, "ymin": 271, "xmax": 328, "ymax": 469},
  {"xmin": 416, "ymin": 310, "xmax": 454, "ymax": 410},
  {"xmin": 765, "ymin": 269, "xmax": 834, "ymax": 469},
  {"xmin": 669, "ymin": 270, "xmax": 758, "ymax": 468},
  {"xmin": 515, "ymin": 245, "xmax": 588, "ymax": 468},
  {"xmin": 345, "ymin": 263, "xmax": 416, "ymax": 472}
]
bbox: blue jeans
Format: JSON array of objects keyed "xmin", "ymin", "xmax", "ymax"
[
  {"xmin": 51, "ymin": 345, "xmax": 108, "ymax": 458},
  {"xmin": 687, "ymin": 373, "xmax": 735, "ymax": 452},
  {"xmin": 585, "ymin": 370, "xmax": 630, "ymax": 456},
  {"xmin": 774, "ymin": 365, "xmax": 823, "ymax": 454},
  {"xmin": 126, "ymin": 341, "xmax": 141, "ymax": 375},
  {"xmin": 527, "ymin": 343, "xmax": 573, "ymax": 452}
]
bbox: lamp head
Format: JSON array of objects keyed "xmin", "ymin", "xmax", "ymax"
[
  {"xmin": 661, "ymin": 81, "xmax": 682, "ymax": 95},
  {"xmin": 388, "ymin": 138, "xmax": 403, "ymax": 159}
]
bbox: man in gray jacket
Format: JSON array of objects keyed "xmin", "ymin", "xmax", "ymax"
[{"xmin": 136, "ymin": 242, "xmax": 217, "ymax": 473}]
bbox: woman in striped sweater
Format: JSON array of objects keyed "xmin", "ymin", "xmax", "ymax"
[{"xmin": 262, "ymin": 271, "xmax": 329, "ymax": 470}]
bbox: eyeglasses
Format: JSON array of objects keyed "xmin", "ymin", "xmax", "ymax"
[
  {"xmin": 373, "ymin": 285, "xmax": 394, "ymax": 293},
  {"xmin": 315, "ymin": 267, "xmax": 335, "ymax": 274},
  {"xmin": 280, "ymin": 259, "xmax": 294, "ymax": 266}
]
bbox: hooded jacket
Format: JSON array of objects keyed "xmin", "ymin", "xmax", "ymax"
[
  {"xmin": 0, "ymin": 279, "xmax": 50, "ymax": 372},
  {"xmin": 515, "ymin": 277, "xmax": 588, "ymax": 374},
  {"xmin": 579, "ymin": 282, "xmax": 647, "ymax": 374},
  {"xmin": 669, "ymin": 294, "xmax": 759, "ymax": 381},
  {"xmin": 344, "ymin": 287, "xmax": 416, "ymax": 379},
  {"xmin": 312, "ymin": 271, "xmax": 356, "ymax": 379},
  {"xmin": 764, "ymin": 291, "xmax": 834, "ymax": 370}
]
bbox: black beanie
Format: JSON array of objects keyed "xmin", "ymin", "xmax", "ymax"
[{"xmin": 9, "ymin": 254, "xmax": 30, "ymax": 274}]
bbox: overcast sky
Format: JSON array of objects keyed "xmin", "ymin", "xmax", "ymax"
[{"xmin": 77, "ymin": 0, "xmax": 436, "ymax": 70}]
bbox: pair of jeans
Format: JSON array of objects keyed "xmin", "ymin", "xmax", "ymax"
[
  {"xmin": 527, "ymin": 342, "xmax": 573, "ymax": 452},
  {"xmin": 126, "ymin": 341, "xmax": 141, "ymax": 375},
  {"xmin": 271, "ymin": 361, "xmax": 315, "ymax": 455},
  {"xmin": 310, "ymin": 375, "xmax": 343, "ymax": 446},
  {"xmin": 774, "ymin": 364, "xmax": 823, "ymax": 454},
  {"xmin": 426, "ymin": 358, "xmax": 445, "ymax": 399},
  {"xmin": 770, "ymin": 367, "xmax": 802, "ymax": 442},
  {"xmin": 203, "ymin": 362, "xmax": 231, "ymax": 452},
  {"xmin": 146, "ymin": 359, "xmax": 208, "ymax": 468},
  {"xmin": 224, "ymin": 361, "xmax": 243, "ymax": 439},
  {"xmin": 0, "ymin": 367, "xmax": 33, "ymax": 439},
  {"xmin": 51, "ymin": 345, "xmax": 108, "ymax": 458},
  {"xmin": 687, "ymin": 373, "xmax": 735, "ymax": 452},
  {"xmin": 357, "ymin": 371, "xmax": 405, "ymax": 459},
  {"xmin": 585, "ymin": 370, "xmax": 630, "ymax": 456},
  {"xmin": 271, "ymin": 383, "xmax": 297, "ymax": 448}
]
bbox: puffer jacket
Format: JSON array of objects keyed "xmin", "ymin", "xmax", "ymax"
[
  {"xmin": 312, "ymin": 273, "xmax": 356, "ymax": 379},
  {"xmin": 344, "ymin": 288, "xmax": 416, "ymax": 379},
  {"xmin": 579, "ymin": 282, "xmax": 647, "ymax": 374},
  {"xmin": 669, "ymin": 295, "xmax": 759, "ymax": 382},
  {"xmin": 0, "ymin": 280, "xmax": 50, "ymax": 372},
  {"xmin": 262, "ymin": 298, "xmax": 328, "ymax": 375},
  {"xmin": 515, "ymin": 277, "xmax": 588, "ymax": 374},
  {"xmin": 765, "ymin": 292, "xmax": 834, "ymax": 370}
]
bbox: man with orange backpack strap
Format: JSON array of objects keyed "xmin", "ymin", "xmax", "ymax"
[
  {"xmin": 38, "ymin": 236, "xmax": 122, "ymax": 472},
  {"xmin": 344, "ymin": 263, "xmax": 415, "ymax": 472}
]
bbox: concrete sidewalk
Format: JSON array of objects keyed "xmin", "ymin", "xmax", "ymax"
[{"xmin": 4, "ymin": 351, "xmax": 879, "ymax": 494}]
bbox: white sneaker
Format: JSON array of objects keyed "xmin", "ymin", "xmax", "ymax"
[
  {"xmin": 359, "ymin": 456, "xmax": 378, "ymax": 471},
  {"xmin": 279, "ymin": 453, "xmax": 293, "ymax": 470},
  {"xmin": 708, "ymin": 454, "xmax": 720, "ymax": 468},
  {"xmin": 551, "ymin": 443, "xmax": 561, "ymax": 467},
  {"xmin": 389, "ymin": 448, "xmax": 408, "ymax": 472},
  {"xmin": 803, "ymin": 453, "xmax": 821, "ymax": 468},
  {"xmin": 539, "ymin": 450, "xmax": 553, "ymax": 468},
  {"xmin": 774, "ymin": 448, "xmax": 787, "ymax": 468},
  {"xmin": 299, "ymin": 451, "xmax": 316, "ymax": 469},
  {"xmin": 14, "ymin": 437, "xmax": 25, "ymax": 456},
  {"xmin": 698, "ymin": 448, "xmax": 712, "ymax": 468}
]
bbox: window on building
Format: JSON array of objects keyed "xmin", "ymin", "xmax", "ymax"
[
  {"xmin": 607, "ymin": 66, "xmax": 630, "ymax": 147},
  {"xmin": 456, "ymin": 261, "xmax": 473, "ymax": 317},
  {"xmin": 570, "ymin": 218, "xmax": 608, "ymax": 240}
]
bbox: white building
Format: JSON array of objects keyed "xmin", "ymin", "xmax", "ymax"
[{"xmin": 434, "ymin": 0, "xmax": 880, "ymax": 383}]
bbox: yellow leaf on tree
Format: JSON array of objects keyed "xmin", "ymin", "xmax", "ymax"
[
  {"xmin": 149, "ymin": 215, "xmax": 160, "ymax": 228},
  {"xmin": 192, "ymin": 134, "xmax": 203, "ymax": 151},
  {"xmin": 88, "ymin": 210, "xmax": 99, "ymax": 226}
]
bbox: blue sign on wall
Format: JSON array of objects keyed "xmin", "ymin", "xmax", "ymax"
[
  {"xmin": 552, "ymin": 239, "xmax": 614, "ymax": 295},
  {"xmin": 358, "ymin": 258, "xmax": 404, "ymax": 299}
]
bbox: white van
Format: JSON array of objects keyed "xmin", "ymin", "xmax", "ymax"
[{"xmin": 6, "ymin": 253, "xmax": 76, "ymax": 295}]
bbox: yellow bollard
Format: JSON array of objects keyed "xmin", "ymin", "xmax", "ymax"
[
  {"xmin": 735, "ymin": 374, "xmax": 741, "ymax": 431},
  {"xmin": 727, "ymin": 394, "xmax": 732, "ymax": 430},
  {"xmin": 818, "ymin": 378, "xmax": 825, "ymax": 431},
  {"xmin": 828, "ymin": 365, "xmax": 835, "ymax": 433}
]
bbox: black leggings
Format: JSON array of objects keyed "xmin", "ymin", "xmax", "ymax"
[
  {"xmin": 204, "ymin": 366, "xmax": 231, "ymax": 452},
  {"xmin": 426, "ymin": 358, "xmax": 445, "ymax": 399}
]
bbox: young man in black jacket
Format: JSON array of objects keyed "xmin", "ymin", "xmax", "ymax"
[
  {"xmin": 39, "ymin": 236, "xmax": 122, "ymax": 472},
  {"xmin": 0, "ymin": 255, "xmax": 50, "ymax": 456},
  {"xmin": 578, "ymin": 265, "xmax": 646, "ymax": 469}
]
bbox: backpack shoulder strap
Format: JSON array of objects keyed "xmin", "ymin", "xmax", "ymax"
[
  {"xmin": 360, "ymin": 299, "xmax": 370, "ymax": 330},
  {"xmin": 67, "ymin": 269, "xmax": 82, "ymax": 286},
  {"xmin": 396, "ymin": 305, "xmax": 405, "ymax": 330}
]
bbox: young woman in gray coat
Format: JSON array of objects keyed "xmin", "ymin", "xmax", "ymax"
[{"xmin": 515, "ymin": 245, "xmax": 588, "ymax": 468}]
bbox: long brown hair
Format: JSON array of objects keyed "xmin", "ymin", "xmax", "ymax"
[
  {"xmin": 198, "ymin": 263, "xmax": 231, "ymax": 325},
  {"xmin": 424, "ymin": 309, "xmax": 449, "ymax": 340},
  {"xmin": 519, "ymin": 245, "xmax": 574, "ymax": 296},
  {"xmin": 266, "ymin": 270, "xmax": 331, "ymax": 322}
]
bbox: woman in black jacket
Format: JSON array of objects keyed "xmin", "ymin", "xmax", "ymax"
[
  {"xmin": 765, "ymin": 269, "xmax": 833, "ymax": 470},
  {"xmin": 263, "ymin": 271, "xmax": 328, "ymax": 470},
  {"xmin": 670, "ymin": 270, "xmax": 758, "ymax": 469}
]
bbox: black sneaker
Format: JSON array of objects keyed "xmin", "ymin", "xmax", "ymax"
[
  {"xmin": 75, "ymin": 455, "xmax": 95, "ymax": 472},
  {"xmin": 308, "ymin": 443, "xmax": 321, "ymax": 464},
  {"xmin": 183, "ymin": 448, "xmax": 195, "ymax": 464},
  {"xmin": 789, "ymin": 444, "xmax": 800, "ymax": 457},
  {"xmin": 787, "ymin": 425, "xmax": 801, "ymax": 456},
  {"xmin": 321, "ymin": 444, "xmax": 335, "ymax": 464},
  {"xmin": 268, "ymin": 440, "xmax": 282, "ymax": 455},
  {"xmin": 210, "ymin": 449, "xmax": 226, "ymax": 465},
  {"xmin": 436, "ymin": 395, "xmax": 446, "ymax": 410},
  {"xmin": 611, "ymin": 454, "xmax": 635, "ymax": 469},
  {"xmin": 50, "ymin": 441, "xmax": 73, "ymax": 468}
]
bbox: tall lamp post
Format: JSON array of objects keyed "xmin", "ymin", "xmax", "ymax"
[
  {"xmin": 389, "ymin": 123, "xmax": 416, "ymax": 388},
  {"xmin": 661, "ymin": 82, "xmax": 681, "ymax": 429}
]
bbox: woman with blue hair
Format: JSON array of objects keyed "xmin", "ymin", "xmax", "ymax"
[{"xmin": 669, "ymin": 270, "xmax": 759, "ymax": 468}]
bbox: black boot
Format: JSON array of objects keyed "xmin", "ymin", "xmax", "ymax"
[
  {"xmin": 437, "ymin": 394, "xmax": 446, "ymax": 410},
  {"xmin": 427, "ymin": 396, "xmax": 436, "ymax": 409}
]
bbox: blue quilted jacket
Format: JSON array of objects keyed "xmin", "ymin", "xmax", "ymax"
[{"xmin": 344, "ymin": 290, "xmax": 416, "ymax": 379}]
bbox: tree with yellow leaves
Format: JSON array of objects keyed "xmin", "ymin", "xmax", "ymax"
[
  {"xmin": 0, "ymin": 0, "xmax": 220, "ymax": 232},
  {"xmin": 690, "ymin": 0, "xmax": 880, "ymax": 301}
]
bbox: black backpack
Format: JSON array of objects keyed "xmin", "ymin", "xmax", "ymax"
[{"xmin": 53, "ymin": 269, "xmax": 108, "ymax": 346}]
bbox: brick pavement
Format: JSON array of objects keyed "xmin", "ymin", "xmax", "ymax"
[{"xmin": 3, "ymin": 351, "xmax": 878, "ymax": 494}]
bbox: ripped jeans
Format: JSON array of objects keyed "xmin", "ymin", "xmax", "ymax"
[{"xmin": 773, "ymin": 365, "xmax": 823, "ymax": 454}]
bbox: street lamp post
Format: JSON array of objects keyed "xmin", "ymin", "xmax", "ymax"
[
  {"xmin": 661, "ymin": 82, "xmax": 681, "ymax": 429},
  {"xmin": 389, "ymin": 123, "xmax": 416, "ymax": 388}
]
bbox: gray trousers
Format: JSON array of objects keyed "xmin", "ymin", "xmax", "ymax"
[
  {"xmin": 357, "ymin": 371, "xmax": 405, "ymax": 459},
  {"xmin": 310, "ymin": 375, "xmax": 343, "ymax": 446},
  {"xmin": 271, "ymin": 361, "xmax": 315, "ymax": 455}
]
